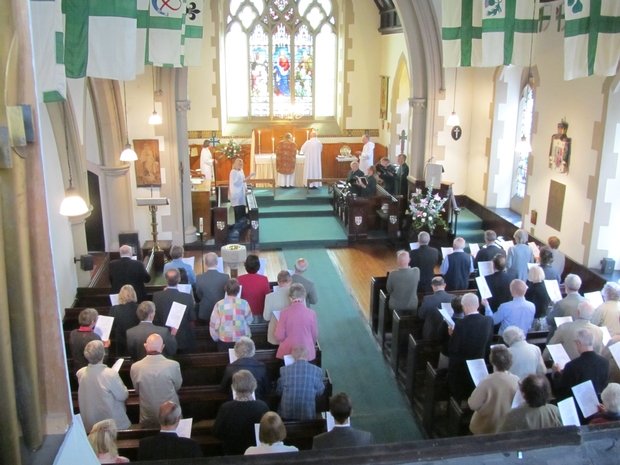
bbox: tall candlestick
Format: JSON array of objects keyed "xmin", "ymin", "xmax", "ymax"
[
  {"xmin": 257, "ymin": 130, "xmax": 261, "ymax": 154},
  {"xmin": 199, "ymin": 217, "xmax": 204, "ymax": 233},
  {"xmin": 271, "ymin": 136, "xmax": 275, "ymax": 153},
  {"xmin": 306, "ymin": 129, "xmax": 309, "ymax": 141}
]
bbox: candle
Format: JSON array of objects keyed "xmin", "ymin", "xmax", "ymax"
[
  {"xmin": 271, "ymin": 136, "xmax": 275, "ymax": 153},
  {"xmin": 199, "ymin": 217, "xmax": 204, "ymax": 234},
  {"xmin": 257, "ymin": 130, "xmax": 261, "ymax": 154},
  {"xmin": 306, "ymin": 129, "xmax": 309, "ymax": 141}
]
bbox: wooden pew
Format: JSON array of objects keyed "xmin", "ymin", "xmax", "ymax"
[
  {"xmin": 386, "ymin": 310, "xmax": 423, "ymax": 381},
  {"xmin": 74, "ymin": 286, "xmax": 166, "ymax": 307},
  {"xmin": 447, "ymin": 396, "xmax": 473, "ymax": 437},
  {"xmin": 369, "ymin": 276, "xmax": 387, "ymax": 338},
  {"xmin": 405, "ymin": 335, "xmax": 442, "ymax": 407},
  {"xmin": 422, "ymin": 362, "xmax": 450, "ymax": 438},
  {"xmin": 376, "ymin": 290, "xmax": 390, "ymax": 350}
]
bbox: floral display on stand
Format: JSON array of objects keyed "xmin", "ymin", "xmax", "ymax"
[
  {"xmin": 409, "ymin": 188, "xmax": 448, "ymax": 234},
  {"xmin": 222, "ymin": 140, "xmax": 242, "ymax": 159}
]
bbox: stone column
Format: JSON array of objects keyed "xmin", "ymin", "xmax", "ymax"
[
  {"xmin": 101, "ymin": 164, "xmax": 134, "ymax": 250},
  {"xmin": 409, "ymin": 97, "xmax": 427, "ymax": 179}
]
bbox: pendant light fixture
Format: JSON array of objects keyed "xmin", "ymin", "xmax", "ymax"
[
  {"xmin": 446, "ymin": 68, "xmax": 460, "ymax": 127},
  {"xmin": 59, "ymin": 103, "xmax": 89, "ymax": 217},
  {"xmin": 148, "ymin": 66, "xmax": 162, "ymax": 125},
  {"xmin": 120, "ymin": 82, "xmax": 138, "ymax": 162},
  {"xmin": 516, "ymin": 1, "xmax": 536, "ymax": 154}
]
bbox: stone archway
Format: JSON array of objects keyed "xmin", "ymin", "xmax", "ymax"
[{"xmin": 390, "ymin": 53, "xmax": 411, "ymax": 160}]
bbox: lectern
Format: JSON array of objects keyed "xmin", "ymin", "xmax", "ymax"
[{"xmin": 136, "ymin": 197, "xmax": 169, "ymax": 252}]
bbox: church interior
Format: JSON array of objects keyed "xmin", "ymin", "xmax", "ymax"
[{"xmin": 2, "ymin": 0, "xmax": 620, "ymax": 464}]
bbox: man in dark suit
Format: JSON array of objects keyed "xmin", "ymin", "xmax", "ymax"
[
  {"xmin": 409, "ymin": 231, "xmax": 440, "ymax": 293},
  {"xmin": 375, "ymin": 157, "xmax": 396, "ymax": 194},
  {"xmin": 220, "ymin": 337, "xmax": 270, "ymax": 400},
  {"xmin": 153, "ymin": 269, "xmax": 196, "ymax": 353},
  {"xmin": 195, "ymin": 252, "xmax": 230, "ymax": 322},
  {"xmin": 474, "ymin": 229, "xmax": 506, "ymax": 265},
  {"xmin": 448, "ymin": 293, "xmax": 494, "ymax": 401},
  {"xmin": 484, "ymin": 254, "xmax": 513, "ymax": 312},
  {"xmin": 356, "ymin": 165, "xmax": 377, "ymax": 197},
  {"xmin": 138, "ymin": 401, "xmax": 202, "ymax": 460},
  {"xmin": 126, "ymin": 301, "xmax": 177, "ymax": 360},
  {"xmin": 109, "ymin": 244, "xmax": 151, "ymax": 301},
  {"xmin": 395, "ymin": 154, "xmax": 409, "ymax": 197},
  {"xmin": 418, "ymin": 277, "xmax": 455, "ymax": 340},
  {"xmin": 346, "ymin": 160, "xmax": 364, "ymax": 196},
  {"xmin": 312, "ymin": 392, "xmax": 374, "ymax": 450}
]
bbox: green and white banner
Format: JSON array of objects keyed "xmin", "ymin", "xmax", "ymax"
[
  {"xmin": 442, "ymin": 0, "xmax": 483, "ymax": 67},
  {"xmin": 564, "ymin": 0, "xmax": 620, "ymax": 80},
  {"xmin": 144, "ymin": 0, "xmax": 187, "ymax": 67},
  {"xmin": 183, "ymin": 0, "xmax": 204, "ymax": 67}
]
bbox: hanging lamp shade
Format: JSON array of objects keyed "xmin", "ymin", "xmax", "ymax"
[
  {"xmin": 148, "ymin": 110, "xmax": 162, "ymax": 125},
  {"xmin": 446, "ymin": 111, "xmax": 460, "ymax": 127},
  {"xmin": 515, "ymin": 135, "xmax": 532, "ymax": 154},
  {"xmin": 120, "ymin": 143, "xmax": 138, "ymax": 161},
  {"xmin": 60, "ymin": 186, "xmax": 89, "ymax": 217}
]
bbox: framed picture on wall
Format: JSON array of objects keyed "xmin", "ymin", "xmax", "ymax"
[
  {"xmin": 380, "ymin": 76, "xmax": 389, "ymax": 120},
  {"xmin": 134, "ymin": 139, "xmax": 162, "ymax": 187},
  {"xmin": 548, "ymin": 120, "xmax": 571, "ymax": 174}
]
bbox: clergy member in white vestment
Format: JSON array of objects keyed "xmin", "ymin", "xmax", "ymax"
[
  {"xmin": 200, "ymin": 140, "xmax": 214, "ymax": 189},
  {"xmin": 300, "ymin": 130, "xmax": 323, "ymax": 188},
  {"xmin": 357, "ymin": 134, "xmax": 375, "ymax": 172},
  {"xmin": 229, "ymin": 157, "xmax": 254, "ymax": 222}
]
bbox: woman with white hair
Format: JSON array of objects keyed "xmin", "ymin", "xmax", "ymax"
[
  {"xmin": 88, "ymin": 419, "xmax": 129, "ymax": 464},
  {"xmin": 589, "ymin": 383, "xmax": 620, "ymax": 424},
  {"xmin": 591, "ymin": 282, "xmax": 620, "ymax": 336},
  {"xmin": 506, "ymin": 229, "xmax": 535, "ymax": 281},
  {"xmin": 502, "ymin": 325, "xmax": 546, "ymax": 380}
]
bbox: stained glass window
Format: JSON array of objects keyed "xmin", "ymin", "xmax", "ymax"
[
  {"xmin": 513, "ymin": 84, "xmax": 534, "ymax": 199},
  {"xmin": 225, "ymin": 0, "xmax": 336, "ymax": 120}
]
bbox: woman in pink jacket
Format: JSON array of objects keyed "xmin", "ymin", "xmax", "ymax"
[{"xmin": 275, "ymin": 283, "xmax": 318, "ymax": 361}]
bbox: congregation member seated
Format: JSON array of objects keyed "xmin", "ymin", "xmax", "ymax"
[
  {"xmin": 356, "ymin": 165, "xmax": 377, "ymax": 197},
  {"xmin": 346, "ymin": 160, "xmax": 364, "ymax": 196},
  {"xmin": 312, "ymin": 392, "xmax": 374, "ymax": 450},
  {"xmin": 525, "ymin": 265, "xmax": 552, "ymax": 321},
  {"xmin": 275, "ymin": 284, "xmax": 319, "ymax": 361},
  {"xmin": 447, "ymin": 293, "xmax": 494, "ymax": 401},
  {"xmin": 153, "ymin": 268, "xmax": 196, "ymax": 354},
  {"xmin": 506, "ymin": 229, "xmax": 535, "ymax": 281},
  {"xmin": 214, "ymin": 370, "xmax": 269, "ymax": 455},
  {"xmin": 264, "ymin": 270, "xmax": 293, "ymax": 345},
  {"xmin": 545, "ymin": 273, "xmax": 586, "ymax": 339},
  {"xmin": 440, "ymin": 237, "xmax": 474, "ymax": 291},
  {"xmin": 552, "ymin": 328, "xmax": 609, "ymax": 402},
  {"xmin": 547, "ymin": 236, "xmax": 565, "ymax": 279},
  {"xmin": 109, "ymin": 284, "xmax": 139, "ymax": 355},
  {"xmin": 498, "ymin": 374, "xmax": 562, "ymax": 432},
  {"xmin": 418, "ymin": 277, "xmax": 454, "ymax": 339},
  {"xmin": 591, "ymin": 282, "xmax": 620, "ymax": 337},
  {"xmin": 70, "ymin": 308, "xmax": 104, "ymax": 372},
  {"xmin": 209, "ymin": 278, "xmax": 253, "ymax": 352},
  {"xmin": 484, "ymin": 254, "xmax": 513, "ymax": 312},
  {"xmin": 544, "ymin": 300, "xmax": 604, "ymax": 361},
  {"xmin": 130, "ymin": 334, "xmax": 182, "ymax": 428},
  {"xmin": 195, "ymin": 252, "xmax": 230, "ymax": 323},
  {"xmin": 138, "ymin": 401, "xmax": 202, "ymax": 460},
  {"xmin": 87, "ymin": 419, "xmax": 129, "ymax": 464},
  {"xmin": 163, "ymin": 245, "xmax": 196, "ymax": 285},
  {"xmin": 292, "ymin": 257, "xmax": 318, "ymax": 306},
  {"xmin": 277, "ymin": 346, "xmax": 325, "ymax": 421},
  {"xmin": 220, "ymin": 336, "xmax": 270, "ymax": 400},
  {"xmin": 77, "ymin": 340, "xmax": 130, "ymax": 432},
  {"xmin": 409, "ymin": 231, "xmax": 439, "ymax": 293},
  {"xmin": 474, "ymin": 229, "xmax": 505, "ymax": 265},
  {"xmin": 375, "ymin": 157, "xmax": 396, "ymax": 194},
  {"xmin": 238, "ymin": 254, "xmax": 271, "ymax": 323},
  {"xmin": 109, "ymin": 244, "xmax": 151, "ymax": 301},
  {"xmin": 484, "ymin": 279, "xmax": 535, "ymax": 336},
  {"xmin": 467, "ymin": 346, "xmax": 520, "ymax": 435},
  {"xmin": 245, "ymin": 412, "xmax": 299, "ymax": 455},
  {"xmin": 126, "ymin": 301, "xmax": 177, "ymax": 360},
  {"xmin": 386, "ymin": 250, "xmax": 420, "ymax": 313},
  {"xmin": 589, "ymin": 383, "xmax": 620, "ymax": 424},
  {"xmin": 502, "ymin": 326, "xmax": 546, "ymax": 380},
  {"xmin": 539, "ymin": 246, "xmax": 560, "ymax": 283}
]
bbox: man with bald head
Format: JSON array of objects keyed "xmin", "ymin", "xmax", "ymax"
[
  {"xmin": 485, "ymin": 279, "xmax": 535, "ymax": 335},
  {"xmin": 130, "ymin": 333, "xmax": 183, "ymax": 427},
  {"xmin": 195, "ymin": 252, "xmax": 230, "ymax": 323},
  {"xmin": 109, "ymin": 244, "xmax": 151, "ymax": 301}
]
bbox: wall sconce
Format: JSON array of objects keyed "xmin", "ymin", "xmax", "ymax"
[
  {"xmin": 120, "ymin": 82, "xmax": 138, "ymax": 162},
  {"xmin": 74, "ymin": 254, "xmax": 94, "ymax": 271},
  {"xmin": 59, "ymin": 104, "xmax": 89, "ymax": 217}
]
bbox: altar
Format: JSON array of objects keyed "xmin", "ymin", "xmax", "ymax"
[{"xmin": 254, "ymin": 153, "xmax": 306, "ymax": 187}]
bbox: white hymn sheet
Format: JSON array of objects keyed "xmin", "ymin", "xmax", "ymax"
[
  {"xmin": 528, "ymin": 242, "xmax": 540, "ymax": 259},
  {"xmin": 322, "ymin": 411, "xmax": 336, "ymax": 432},
  {"xmin": 181, "ymin": 256, "xmax": 195, "ymax": 269},
  {"xmin": 254, "ymin": 423, "xmax": 260, "ymax": 446},
  {"xmin": 527, "ymin": 263, "xmax": 538, "ymax": 270},
  {"xmin": 478, "ymin": 261, "xmax": 493, "ymax": 277},
  {"xmin": 131, "ymin": 255, "xmax": 138, "ymax": 260},
  {"xmin": 177, "ymin": 284, "xmax": 192, "ymax": 295},
  {"xmin": 94, "ymin": 315, "xmax": 114, "ymax": 341},
  {"xmin": 441, "ymin": 302, "xmax": 454, "ymax": 318},
  {"xmin": 216, "ymin": 257, "xmax": 224, "ymax": 273},
  {"xmin": 544, "ymin": 280, "xmax": 563, "ymax": 303},
  {"xmin": 476, "ymin": 276, "xmax": 493, "ymax": 300},
  {"xmin": 441, "ymin": 247, "xmax": 453, "ymax": 258},
  {"xmin": 601, "ymin": 326, "xmax": 611, "ymax": 346},
  {"xmin": 466, "ymin": 359, "xmax": 489, "ymax": 387},
  {"xmin": 546, "ymin": 344, "xmax": 571, "ymax": 369},
  {"xmin": 437, "ymin": 307, "xmax": 455, "ymax": 328},
  {"xmin": 571, "ymin": 380, "xmax": 599, "ymax": 419},
  {"xmin": 608, "ymin": 342, "xmax": 620, "ymax": 368},
  {"xmin": 258, "ymin": 257, "xmax": 267, "ymax": 276},
  {"xmin": 503, "ymin": 240, "xmax": 514, "ymax": 250},
  {"xmin": 558, "ymin": 397, "xmax": 581, "ymax": 426},
  {"xmin": 554, "ymin": 316, "xmax": 573, "ymax": 327},
  {"xmin": 584, "ymin": 291, "xmax": 604, "ymax": 309},
  {"xmin": 511, "ymin": 389, "xmax": 525, "ymax": 409},
  {"xmin": 228, "ymin": 348, "xmax": 238, "ymax": 363},
  {"xmin": 272, "ymin": 310, "xmax": 281, "ymax": 321},
  {"xmin": 109, "ymin": 294, "xmax": 119, "ymax": 306},
  {"xmin": 283, "ymin": 354, "xmax": 295, "ymax": 366},
  {"xmin": 469, "ymin": 243, "xmax": 480, "ymax": 257},
  {"xmin": 177, "ymin": 418, "xmax": 193, "ymax": 438},
  {"xmin": 165, "ymin": 302, "xmax": 187, "ymax": 329},
  {"xmin": 111, "ymin": 358, "xmax": 124, "ymax": 372},
  {"xmin": 409, "ymin": 242, "xmax": 420, "ymax": 251}
]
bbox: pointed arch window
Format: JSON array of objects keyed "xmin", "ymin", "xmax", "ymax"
[
  {"xmin": 224, "ymin": 0, "xmax": 337, "ymax": 120},
  {"xmin": 513, "ymin": 84, "xmax": 534, "ymax": 199}
]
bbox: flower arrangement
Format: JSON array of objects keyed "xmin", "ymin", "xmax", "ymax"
[
  {"xmin": 409, "ymin": 188, "xmax": 448, "ymax": 233},
  {"xmin": 222, "ymin": 140, "xmax": 242, "ymax": 159}
]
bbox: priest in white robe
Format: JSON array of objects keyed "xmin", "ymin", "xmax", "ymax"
[
  {"xmin": 200, "ymin": 140, "xmax": 214, "ymax": 190},
  {"xmin": 357, "ymin": 134, "xmax": 375, "ymax": 172},
  {"xmin": 301, "ymin": 130, "xmax": 323, "ymax": 188}
]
